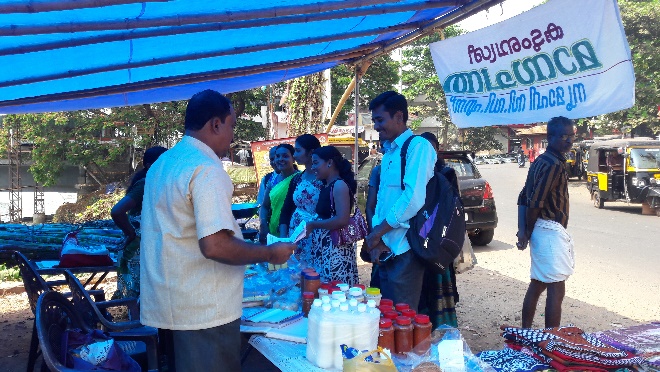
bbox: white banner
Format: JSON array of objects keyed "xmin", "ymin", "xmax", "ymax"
[{"xmin": 430, "ymin": 0, "xmax": 635, "ymax": 128}]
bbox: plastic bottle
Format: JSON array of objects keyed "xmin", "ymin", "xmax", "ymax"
[
  {"xmin": 378, "ymin": 318, "xmax": 396, "ymax": 354},
  {"xmin": 331, "ymin": 299, "xmax": 341, "ymax": 309},
  {"xmin": 365, "ymin": 287, "xmax": 382, "ymax": 305},
  {"xmin": 395, "ymin": 303, "xmax": 410, "ymax": 314},
  {"xmin": 380, "ymin": 298, "xmax": 394, "ymax": 308},
  {"xmin": 337, "ymin": 283, "xmax": 350, "ymax": 295},
  {"xmin": 331, "ymin": 291, "xmax": 346, "ymax": 303},
  {"xmin": 300, "ymin": 268, "xmax": 315, "ymax": 292},
  {"xmin": 348, "ymin": 298, "xmax": 359, "ymax": 312},
  {"xmin": 321, "ymin": 295, "xmax": 331, "ymax": 305},
  {"xmin": 353, "ymin": 304, "xmax": 372, "ymax": 352},
  {"xmin": 413, "ymin": 314, "xmax": 432, "ymax": 354},
  {"xmin": 334, "ymin": 303, "xmax": 352, "ymax": 370},
  {"xmin": 365, "ymin": 300, "xmax": 380, "ymax": 349},
  {"xmin": 383, "ymin": 311, "xmax": 399, "ymax": 321},
  {"xmin": 401, "ymin": 309, "xmax": 416, "ymax": 319},
  {"xmin": 304, "ymin": 272, "xmax": 321, "ymax": 298},
  {"xmin": 318, "ymin": 283, "xmax": 330, "ymax": 298},
  {"xmin": 302, "ymin": 292, "xmax": 315, "ymax": 317},
  {"xmin": 348, "ymin": 287, "xmax": 364, "ymax": 303},
  {"xmin": 394, "ymin": 316, "xmax": 414, "ymax": 355},
  {"xmin": 312, "ymin": 304, "xmax": 334, "ymax": 369}
]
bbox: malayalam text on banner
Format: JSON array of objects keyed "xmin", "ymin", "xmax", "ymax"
[{"xmin": 429, "ymin": 0, "xmax": 635, "ymax": 128}]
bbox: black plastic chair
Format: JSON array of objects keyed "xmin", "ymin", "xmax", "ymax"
[
  {"xmin": 63, "ymin": 270, "xmax": 159, "ymax": 371},
  {"xmin": 36, "ymin": 291, "xmax": 150, "ymax": 372},
  {"xmin": 12, "ymin": 251, "xmax": 105, "ymax": 372},
  {"xmin": 35, "ymin": 291, "xmax": 87, "ymax": 372}
]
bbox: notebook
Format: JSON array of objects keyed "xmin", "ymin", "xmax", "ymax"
[{"xmin": 242, "ymin": 307, "xmax": 303, "ymax": 329}]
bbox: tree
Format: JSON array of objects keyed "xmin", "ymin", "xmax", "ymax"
[
  {"xmin": 591, "ymin": 0, "xmax": 660, "ymax": 136},
  {"xmin": 286, "ymin": 72, "xmax": 326, "ymax": 136},
  {"xmin": 401, "ymin": 28, "xmax": 508, "ymax": 151},
  {"xmin": 330, "ymin": 55, "xmax": 400, "ymax": 125},
  {"xmin": 0, "ymin": 88, "xmax": 275, "ymax": 188}
]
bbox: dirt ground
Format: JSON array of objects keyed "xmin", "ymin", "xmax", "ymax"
[{"xmin": 0, "ymin": 257, "xmax": 645, "ymax": 372}]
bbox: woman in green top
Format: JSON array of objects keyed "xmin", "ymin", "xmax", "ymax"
[
  {"xmin": 111, "ymin": 146, "xmax": 167, "ymax": 299},
  {"xmin": 260, "ymin": 144, "xmax": 299, "ymax": 240}
]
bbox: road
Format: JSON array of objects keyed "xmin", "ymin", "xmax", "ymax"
[{"xmin": 472, "ymin": 162, "xmax": 660, "ymax": 322}]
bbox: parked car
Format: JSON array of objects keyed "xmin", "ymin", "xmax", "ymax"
[
  {"xmin": 356, "ymin": 153, "xmax": 382, "ymax": 196},
  {"xmin": 474, "ymin": 156, "xmax": 486, "ymax": 165},
  {"xmin": 501, "ymin": 154, "xmax": 518, "ymax": 163},
  {"xmin": 439, "ymin": 151, "xmax": 498, "ymax": 246}
]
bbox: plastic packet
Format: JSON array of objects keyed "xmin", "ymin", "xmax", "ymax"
[{"xmin": 392, "ymin": 325, "xmax": 496, "ymax": 372}]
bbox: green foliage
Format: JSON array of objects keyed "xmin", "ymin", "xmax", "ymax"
[
  {"xmin": 0, "ymin": 263, "xmax": 21, "ymax": 282},
  {"xmin": 463, "ymin": 127, "xmax": 504, "ymax": 152},
  {"xmin": 594, "ymin": 0, "xmax": 660, "ymax": 134},
  {"xmin": 287, "ymin": 72, "xmax": 326, "ymax": 136},
  {"xmin": 401, "ymin": 27, "xmax": 465, "ymax": 148},
  {"xmin": 331, "ymin": 55, "xmax": 400, "ymax": 125}
]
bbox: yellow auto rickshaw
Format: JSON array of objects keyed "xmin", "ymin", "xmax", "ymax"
[
  {"xmin": 565, "ymin": 146, "xmax": 584, "ymax": 180},
  {"xmin": 586, "ymin": 138, "xmax": 660, "ymax": 214}
]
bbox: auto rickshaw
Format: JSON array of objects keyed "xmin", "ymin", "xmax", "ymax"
[
  {"xmin": 565, "ymin": 146, "xmax": 584, "ymax": 180},
  {"xmin": 586, "ymin": 138, "xmax": 660, "ymax": 214}
]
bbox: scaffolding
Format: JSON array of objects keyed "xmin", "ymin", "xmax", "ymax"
[{"xmin": 8, "ymin": 125, "xmax": 22, "ymax": 222}]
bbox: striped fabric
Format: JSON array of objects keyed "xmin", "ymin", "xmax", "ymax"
[{"xmin": 518, "ymin": 147, "xmax": 570, "ymax": 228}]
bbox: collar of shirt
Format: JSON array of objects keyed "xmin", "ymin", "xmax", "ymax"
[
  {"xmin": 181, "ymin": 135, "xmax": 222, "ymax": 162},
  {"xmin": 386, "ymin": 128, "xmax": 414, "ymax": 153},
  {"xmin": 544, "ymin": 147, "xmax": 567, "ymax": 163}
]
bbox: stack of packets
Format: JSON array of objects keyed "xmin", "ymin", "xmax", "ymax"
[
  {"xmin": 342, "ymin": 345, "xmax": 397, "ymax": 372},
  {"xmin": 266, "ymin": 222, "xmax": 306, "ymax": 271}
]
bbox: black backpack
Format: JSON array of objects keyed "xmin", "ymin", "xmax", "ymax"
[{"xmin": 400, "ymin": 136, "xmax": 466, "ymax": 271}]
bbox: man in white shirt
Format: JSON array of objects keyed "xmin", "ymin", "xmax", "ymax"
[
  {"xmin": 140, "ymin": 90, "xmax": 295, "ymax": 371},
  {"xmin": 365, "ymin": 91, "xmax": 437, "ymax": 310}
]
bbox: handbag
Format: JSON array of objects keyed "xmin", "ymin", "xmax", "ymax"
[{"xmin": 329, "ymin": 181, "xmax": 368, "ymax": 246}]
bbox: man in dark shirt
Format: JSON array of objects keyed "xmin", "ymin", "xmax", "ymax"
[{"xmin": 516, "ymin": 116, "xmax": 575, "ymax": 328}]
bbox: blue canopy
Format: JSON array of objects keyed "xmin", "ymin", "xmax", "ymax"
[{"xmin": 0, "ymin": 0, "xmax": 501, "ymax": 114}]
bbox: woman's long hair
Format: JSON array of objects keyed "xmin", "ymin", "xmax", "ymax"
[
  {"xmin": 296, "ymin": 134, "xmax": 321, "ymax": 153},
  {"xmin": 127, "ymin": 146, "xmax": 168, "ymax": 193},
  {"xmin": 313, "ymin": 146, "xmax": 357, "ymax": 196}
]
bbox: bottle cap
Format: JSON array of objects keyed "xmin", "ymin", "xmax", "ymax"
[
  {"xmin": 331, "ymin": 291, "xmax": 346, "ymax": 300},
  {"xmin": 365, "ymin": 287, "xmax": 381, "ymax": 295},
  {"xmin": 349, "ymin": 287, "xmax": 363, "ymax": 296},
  {"xmin": 414, "ymin": 314, "xmax": 430, "ymax": 324},
  {"xmin": 366, "ymin": 300, "xmax": 377, "ymax": 308},
  {"xmin": 306, "ymin": 273, "xmax": 321, "ymax": 280},
  {"xmin": 337, "ymin": 283, "xmax": 349, "ymax": 291},
  {"xmin": 329, "ymin": 286, "xmax": 342, "ymax": 294},
  {"xmin": 395, "ymin": 303, "xmax": 410, "ymax": 312},
  {"xmin": 379, "ymin": 305, "xmax": 394, "ymax": 313},
  {"xmin": 340, "ymin": 303, "xmax": 349, "ymax": 311},
  {"xmin": 349, "ymin": 299, "xmax": 359, "ymax": 307},
  {"xmin": 380, "ymin": 299, "xmax": 394, "ymax": 307},
  {"xmin": 383, "ymin": 311, "xmax": 399, "ymax": 320},
  {"xmin": 322, "ymin": 304, "xmax": 331, "ymax": 312},
  {"xmin": 380, "ymin": 318, "xmax": 393, "ymax": 328},
  {"xmin": 331, "ymin": 300, "xmax": 340, "ymax": 308},
  {"xmin": 321, "ymin": 295, "xmax": 331, "ymax": 304},
  {"xmin": 357, "ymin": 303, "xmax": 367, "ymax": 312},
  {"xmin": 330, "ymin": 280, "xmax": 343, "ymax": 286},
  {"xmin": 320, "ymin": 283, "xmax": 331, "ymax": 290},
  {"xmin": 302, "ymin": 292, "xmax": 315, "ymax": 299},
  {"xmin": 401, "ymin": 309, "xmax": 416, "ymax": 318},
  {"xmin": 396, "ymin": 316, "xmax": 412, "ymax": 325},
  {"xmin": 312, "ymin": 299, "xmax": 323, "ymax": 307},
  {"xmin": 356, "ymin": 284, "xmax": 366, "ymax": 290}
]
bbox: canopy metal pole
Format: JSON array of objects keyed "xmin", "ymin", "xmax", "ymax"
[
  {"xmin": 0, "ymin": 0, "xmax": 167, "ymax": 14},
  {"xmin": 354, "ymin": 65, "xmax": 360, "ymax": 174}
]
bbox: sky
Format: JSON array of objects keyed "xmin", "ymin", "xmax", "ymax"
[{"xmin": 457, "ymin": 0, "xmax": 546, "ymax": 32}]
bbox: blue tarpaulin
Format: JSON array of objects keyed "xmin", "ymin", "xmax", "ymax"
[{"xmin": 0, "ymin": 0, "xmax": 502, "ymax": 114}]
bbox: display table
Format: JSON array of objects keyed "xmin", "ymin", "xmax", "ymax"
[
  {"xmin": 35, "ymin": 260, "xmax": 117, "ymax": 290},
  {"xmin": 249, "ymin": 335, "xmax": 331, "ymax": 372}
]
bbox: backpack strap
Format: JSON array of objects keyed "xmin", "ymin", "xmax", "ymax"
[{"xmin": 400, "ymin": 135, "xmax": 417, "ymax": 190}]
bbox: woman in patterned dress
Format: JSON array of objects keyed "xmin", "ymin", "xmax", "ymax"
[
  {"xmin": 111, "ymin": 146, "xmax": 167, "ymax": 299},
  {"xmin": 306, "ymin": 146, "xmax": 359, "ymax": 285},
  {"xmin": 279, "ymin": 134, "xmax": 323, "ymax": 265}
]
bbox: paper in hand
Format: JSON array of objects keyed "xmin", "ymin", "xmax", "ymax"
[{"xmin": 266, "ymin": 221, "xmax": 307, "ymax": 245}]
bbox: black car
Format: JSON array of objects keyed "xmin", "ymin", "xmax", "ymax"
[
  {"xmin": 356, "ymin": 151, "xmax": 497, "ymax": 246},
  {"xmin": 438, "ymin": 151, "xmax": 498, "ymax": 246}
]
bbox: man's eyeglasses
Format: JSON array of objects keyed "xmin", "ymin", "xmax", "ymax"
[{"xmin": 553, "ymin": 134, "xmax": 577, "ymax": 141}]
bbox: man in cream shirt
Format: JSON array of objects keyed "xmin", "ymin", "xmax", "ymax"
[
  {"xmin": 140, "ymin": 90, "xmax": 295, "ymax": 371},
  {"xmin": 365, "ymin": 91, "xmax": 437, "ymax": 310}
]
